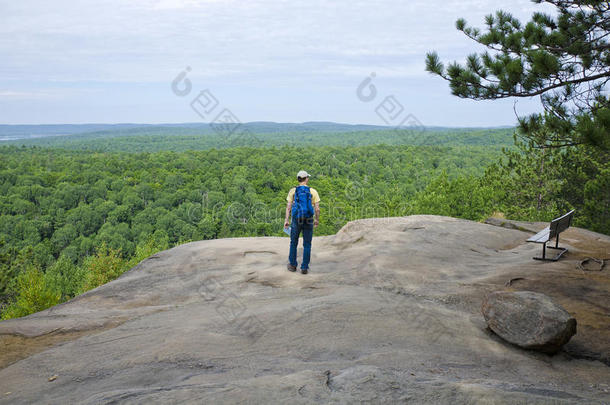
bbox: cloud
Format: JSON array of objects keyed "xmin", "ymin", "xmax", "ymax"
[
  {"xmin": 0, "ymin": 0, "xmax": 549, "ymax": 82},
  {"xmin": 0, "ymin": 0, "xmax": 554, "ymax": 124}
]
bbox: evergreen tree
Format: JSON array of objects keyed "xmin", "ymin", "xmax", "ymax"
[{"xmin": 426, "ymin": 0, "xmax": 609, "ymax": 150}]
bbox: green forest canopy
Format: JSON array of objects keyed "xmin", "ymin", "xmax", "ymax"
[{"xmin": 0, "ymin": 135, "xmax": 511, "ymax": 319}]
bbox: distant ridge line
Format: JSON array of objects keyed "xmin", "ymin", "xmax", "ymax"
[{"xmin": 0, "ymin": 121, "xmax": 515, "ymax": 141}]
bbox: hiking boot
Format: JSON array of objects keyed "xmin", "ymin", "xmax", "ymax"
[
  {"xmin": 301, "ymin": 268, "xmax": 308, "ymax": 274},
  {"xmin": 287, "ymin": 264, "xmax": 297, "ymax": 272}
]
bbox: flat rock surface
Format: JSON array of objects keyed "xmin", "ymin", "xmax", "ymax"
[{"xmin": 0, "ymin": 215, "xmax": 609, "ymax": 404}]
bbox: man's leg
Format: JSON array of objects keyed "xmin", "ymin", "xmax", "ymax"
[
  {"xmin": 288, "ymin": 217, "xmax": 301, "ymax": 268},
  {"xmin": 301, "ymin": 217, "xmax": 314, "ymax": 270}
]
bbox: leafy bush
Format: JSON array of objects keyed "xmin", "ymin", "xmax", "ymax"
[
  {"xmin": 45, "ymin": 255, "xmax": 87, "ymax": 300},
  {"xmin": 81, "ymin": 244, "xmax": 127, "ymax": 292},
  {"xmin": 412, "ymin": 172, "xmax": 498, "ymax": 220},
  {"xmin": 1, "ymin": 267, "xmax": 61, "ymax": 320}
]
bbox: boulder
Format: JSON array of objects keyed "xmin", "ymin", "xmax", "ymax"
[{"xmin": 482, "ymin": 290, "xmax": 577, "ymax": 353}]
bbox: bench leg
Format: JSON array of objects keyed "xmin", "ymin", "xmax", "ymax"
[
  {"xmin": 533, "ymin": 240, "xmax": 568, "ymax": 261},
  {"xmin": 533, "ymin": 242, "xmax": 547, "ymax": 261},
  {"xmin": 546, "ymin": 246, "xmax": 568, "ymax": 261}
]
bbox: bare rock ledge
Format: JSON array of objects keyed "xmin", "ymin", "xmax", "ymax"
[{"xmin": 0, "ymin": 216, "xmax": 609, "ymax": 404}]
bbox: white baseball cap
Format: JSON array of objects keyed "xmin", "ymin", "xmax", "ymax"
[{"xmin": 297, "ymin": 170, "xmax": 311, "ymax": 178}]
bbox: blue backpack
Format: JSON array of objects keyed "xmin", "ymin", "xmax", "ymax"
[{"xmin": 292, "ymin": 186, "xmax": 314, "ymax": 219}]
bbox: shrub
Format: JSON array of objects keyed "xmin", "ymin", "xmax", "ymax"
[
  {"xmin": 81, "ymin": 243, "xmax": 126, "ymax": 292},
  {"xmin": 1, "ymin": 267, "xmax": 61, "ymax": 320}
]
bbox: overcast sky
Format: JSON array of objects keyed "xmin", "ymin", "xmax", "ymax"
[{"xmin": 0, "ymin": 0, "xmax": 556, "ymax": 126}]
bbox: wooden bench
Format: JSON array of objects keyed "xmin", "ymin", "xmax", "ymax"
[{"xmin": 526, "ymin": 210, "xmax": 575, "ymax": 261}]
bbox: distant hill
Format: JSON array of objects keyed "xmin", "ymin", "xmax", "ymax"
[
  {"xmin": 0, "ymin": 123, "xmax": 156, "ymax": 141},
  {"xmin": 0, "ymin": 122, "xmax": 392, "ymax": 141},
  {"xmin": 0, "ymin": 122, "xmax": 516, "ymax": 152},
  {"xmin": 0, "ymin": 121, "xmax": 513, "ymax": 140}
]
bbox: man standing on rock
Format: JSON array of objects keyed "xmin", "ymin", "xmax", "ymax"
[{"xmin": 284, "ymin": 170, "xmax": 320, "ymax": 274}]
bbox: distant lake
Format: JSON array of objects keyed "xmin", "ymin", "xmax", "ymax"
[{"xmin": 0, "ymin": 133, "xmax": 71, "ymax": 141}]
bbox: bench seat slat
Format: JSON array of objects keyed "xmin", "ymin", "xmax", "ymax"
[{"xmin": 527, "ymin": 227, "xmax": 551, "ymax": 243}]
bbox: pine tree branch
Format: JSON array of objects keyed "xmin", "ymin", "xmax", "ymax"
[{"xmin": 506, "ymin": 70, "xmax": 610, "ymax": 97}]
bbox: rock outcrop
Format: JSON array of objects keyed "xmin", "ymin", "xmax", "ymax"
[
  {"xmin": 0, "ymin": 216, "xmax": 608, "ymax": 404},
  {"xmin": 482, "ymin": 290, "xmax": 577, "ymax": 353}
]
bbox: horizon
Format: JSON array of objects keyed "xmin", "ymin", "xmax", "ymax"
[
  {"xmin": 0, "ymin": 120, "xmax": 516, "ymax": 141},
  {"xmin": 0, "ymin": 120, "xmax": 516, "ymax": 128}
]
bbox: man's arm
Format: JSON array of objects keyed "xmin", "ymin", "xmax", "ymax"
[
  {"xmin": 314, "ymin": 202, "xmax": 320, "ymax": 227},
  {"xmin": 284, "ymin": 202, "xmax": 292, "ymax": 227}
]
